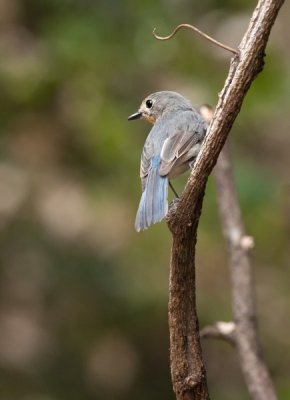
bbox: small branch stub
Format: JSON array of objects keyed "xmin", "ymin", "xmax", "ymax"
[
  {"xmin": 240, "ymin": 235, "xmax": 255, "ymax": 250},
  {"xmin": 200, "ymin": 321, "xmax": 236, "ymax": 345}
]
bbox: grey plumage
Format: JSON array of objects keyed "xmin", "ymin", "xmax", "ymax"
[{"xmin": 128, "ymin": 91, "xmax": 207, "ymax": 232}]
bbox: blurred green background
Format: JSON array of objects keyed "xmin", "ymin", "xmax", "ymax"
[{"xmin": 0, "ymin": 0, "xmax": 289, "ymax": 399}]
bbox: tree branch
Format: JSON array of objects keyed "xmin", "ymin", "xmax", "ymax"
[
  {"xmin": 165, "ymin": 1, "xmax": 284, "ymax": 399},
  {"xmin": 213, "ymin": 144, "xmax": 277, "ymax": 400}
]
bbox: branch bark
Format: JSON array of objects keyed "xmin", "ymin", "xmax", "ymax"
[
  {"xmin": 214, "ymin": 144, "xmax": 277, "ymax": 400},
  {"xmin": 165, "ymin": 1, "xmax": 285, "ymax": 399}
]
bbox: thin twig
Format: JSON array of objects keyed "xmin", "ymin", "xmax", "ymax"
[{"xmin": 152, "ymin": 24, "xmax": 239, "ymax": 56}]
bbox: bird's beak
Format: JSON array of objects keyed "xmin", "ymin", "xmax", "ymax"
[{"xmin": 128, "ymin": 111, "xmax": 142, "ymax": 121}]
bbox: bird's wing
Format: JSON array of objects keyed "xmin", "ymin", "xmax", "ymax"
[
  {"xmin": 140, "ymin": 129, "xmax": 155, "ymax": 191},
  {"xmin": 139, "ymin": 117, "xmax": 171, "ymax": 190},
  {"xmin": 140, "ymin": 140, "xmax": 152, "ymax": 179},
  {"xmin": 159, "ymin": 112, "xmax": 206, "ymax": 176}
]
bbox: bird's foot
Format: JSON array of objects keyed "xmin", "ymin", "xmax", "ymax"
[{"xmin": 165, "ymin": 197, "xmax": 181, "ymax": 222}]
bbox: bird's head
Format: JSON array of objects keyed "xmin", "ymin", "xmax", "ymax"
[{"xmin": 128, "ymin": 91, "xmax": 193, "ymax": 124}]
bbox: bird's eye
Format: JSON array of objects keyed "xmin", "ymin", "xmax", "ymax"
[{"xmin": 146, "ymin": 99, "xmax": 153, "ymax": 109}]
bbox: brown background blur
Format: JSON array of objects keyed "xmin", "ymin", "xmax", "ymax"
[{"xmin": 0, "ymin": 0, "xmax": 289, "ymax": 399}]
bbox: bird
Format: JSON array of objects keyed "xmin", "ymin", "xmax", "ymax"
[{"xmin": 128, "ymin": 91, "xmax": 207, "ymax": 232}]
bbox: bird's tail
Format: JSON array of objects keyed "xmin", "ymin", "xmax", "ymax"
[{"xmin": 135, "ymin": 157, "xmax": 168, "ymax": 232}]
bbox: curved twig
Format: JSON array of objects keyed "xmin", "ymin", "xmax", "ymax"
[{"xmin": 152, "ymin": 24, "xmax": 239, "ymax": 56}]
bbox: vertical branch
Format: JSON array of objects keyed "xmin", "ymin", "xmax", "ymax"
[
  {"xmin": 214, "ymin": 144, "xmax": 277, "ymax": 400},
  {"xmin": 168, "ymin": 190, "xmax": 210, "ymax": 400}
]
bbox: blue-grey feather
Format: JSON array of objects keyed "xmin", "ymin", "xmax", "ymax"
[{"xmin": 135, "ymin": 156, "xmax": 168, "ymax": 231}]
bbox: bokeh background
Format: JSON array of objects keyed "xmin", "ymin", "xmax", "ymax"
[{"xmin": 0, "ymin": 0, "xmax": 289, "ymax": 399}]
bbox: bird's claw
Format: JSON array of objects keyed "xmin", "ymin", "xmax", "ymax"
[{"xmin": 165, "ymin": 197, "xmax": 181, "ymax": 222}]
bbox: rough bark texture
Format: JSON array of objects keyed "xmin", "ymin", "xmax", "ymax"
[
  {"xmin": 214, "ymin": 145, "xmax": 277, "ymax": 400},
  {"xmin": 166, "ymin": 1, "xmax": 285, "ymax": 399},
  {"xmin": 168, "ymin": 191, "xmax": 209, "ymax": 400}
]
